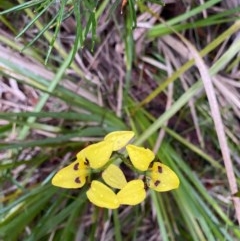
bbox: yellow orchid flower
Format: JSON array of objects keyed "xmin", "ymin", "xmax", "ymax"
[
  {"xmin": 104, "ymin": 131, "xmax": 134, "ymax": 151},
  {"xmin": 102, "ymin": 164, "xmax": 127, "ymax": 189},
  {"xmin": 52, "ymin": 131, "xmax": 133, "ymax": 189},
  {"xmin": 147, "ymin": 162, "xmax": 180, "ymax": 192},
  {"xmin": 126, "ymin": 144, "xmax": 155, "ymax": 171},
  {"xmin": 86, "ymin": 181, "xmax": 120, "ymax": 209},
  {"xmin": 117, "ymin": 180, "xmax": 146, "ymax": 205},
  {"xmin": 51, "ymin": 130, "xmax": 180, "ymax": 209},
  {"xmin": 52, "ymin": 153, "xmax": 89, "ymax": 189},
  {"xmin": 126, "ymin": 144, "xmax": 179, "ymax": 192}
]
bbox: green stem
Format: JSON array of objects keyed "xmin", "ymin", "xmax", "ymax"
[{"xmin": 113, "ymin": 209, "xmax": 122, "ymax": 241}]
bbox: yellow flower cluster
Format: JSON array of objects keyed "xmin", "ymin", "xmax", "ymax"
[{"xmin": 52, "ymin": 131, "xmax": 180, "ymax": 209}]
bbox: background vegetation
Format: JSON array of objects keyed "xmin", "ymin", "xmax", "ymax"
[{"xmin": 0, "ymin": 0, "xmax": 240, "ymax": 240}]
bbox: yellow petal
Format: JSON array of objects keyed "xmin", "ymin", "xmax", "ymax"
[
  {"xmin": 126, "ymin": 145, "xmax": 155, "ymax": 171},
  {"xmin": 102, "ymin": 164, "xmax": 127, "ymax": 189},
  {"xmin": 86, "ymin": 181, "xmax": 119, "ymax": 209},
  {"xmin": 51, "ymin": 156, "xmax": 88, "ymax": 189},
  {"xmin": 117, "ymin": 180, "xmax": 146, "ymax": 205},
  {"xmin": 147, "ymin": 162, "xmax": 180, "ymax": 192},
  {"xmin": 104, "ymin": 131, "xmax": 135, "ymax": 151},
  {"xmin": 82, "ymin": 141, "xmax": 113, "ymax": 169}
]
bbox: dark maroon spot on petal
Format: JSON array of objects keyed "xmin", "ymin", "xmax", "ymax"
[
  {"xmin": 154, "ymin": 180, "xmax": 161, "ymax": 187},
  {"xmin": 75, "ymin": 177, "xmax": 81, "ymax": 183},
  {"xmin": 84, "ymin": 158, "xmax": 89, "ymax": 165},
  {"xmin": 148, "ymin": 162, "xmax": 154, "ymax": 168},
  {"xmin": 158, "ymin": 165, "xmax": 163, "ymax": 173},
  {"xmin": 73, "ymin": 163, "xmax": 79, "ymax": 170}
]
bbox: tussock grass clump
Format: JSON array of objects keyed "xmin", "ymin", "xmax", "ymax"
[{"xmin": 0, "ymin": 0, "xmax": 240, "ymax": 240}]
